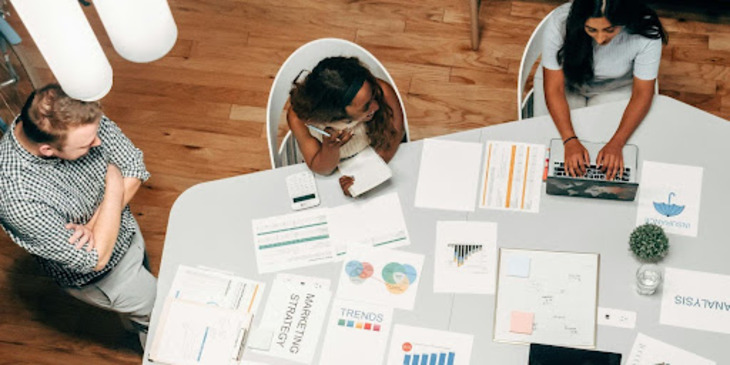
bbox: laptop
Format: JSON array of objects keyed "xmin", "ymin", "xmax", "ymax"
[
  {"xmin": 546, "ymin": 139, "xmax": 639, "ymax": 201},
  {"xmin": 529, "ymin": 343, "xmax": 622, "ymax": 365}
]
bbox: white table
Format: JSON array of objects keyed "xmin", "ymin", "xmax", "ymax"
[{"xmin": 144, "ymin": 96, "xmax": 730, "ymax": 364}]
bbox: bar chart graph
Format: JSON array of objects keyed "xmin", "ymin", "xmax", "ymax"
[
  {"xmin": 403, "ymin": 351, "xmax": 455, "ymax": 365},
  {"xmin": 448, "ymin": 244, "xmax": 483, "ymax": 267},
  {"xmin": 387, "ymin": 325, "xmax": 473, "ymax": 365}
]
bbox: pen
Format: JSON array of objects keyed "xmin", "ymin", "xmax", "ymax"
[{"xmin": 306, "ymin": 124, "xmax": 331, "ymax": 137}]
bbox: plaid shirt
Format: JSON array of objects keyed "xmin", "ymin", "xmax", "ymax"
[{"xmin": 0, "ymin": 117, "xmax": 150, "ymax": 287}]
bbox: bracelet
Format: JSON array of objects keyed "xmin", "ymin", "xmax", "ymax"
[{"xmin": 563, "ymin": 136, "xmax": 578, "ymax": 145}]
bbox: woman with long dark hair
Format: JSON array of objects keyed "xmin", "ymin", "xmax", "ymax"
[
  {"xmin": 535, "ymin": 0, "xmax": 667, "ymax": 180},
  {"xmin": 287, "ymin": 56, "xmax": 405, "ymax": 195}
]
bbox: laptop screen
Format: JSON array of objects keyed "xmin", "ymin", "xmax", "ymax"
[{"xmin": 529, "ymin": 343, "xmax": 621, "ymax": 365}]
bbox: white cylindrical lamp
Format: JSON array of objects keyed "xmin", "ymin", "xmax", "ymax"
[
  {"xmin": 10, "ymin": 0, "xmax": 113, "ymax": 101},
  {"xmin": 94, "ymin": 0, "xmax": 178, "ymax": 63}
]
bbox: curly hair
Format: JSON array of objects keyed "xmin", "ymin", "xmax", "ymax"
[
  {"xmin": 558, "ymin": 0, "xmax": 668, "ymax": 87},
  {"xmin": 20, "ymin": 83, "xmax": 103, "ymax": 147},
  {"xmin": 289, "ymin": 56, "xmax": 397, "ymax": 151}
]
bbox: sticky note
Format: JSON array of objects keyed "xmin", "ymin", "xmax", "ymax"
[
  {"xmin": 510, "ymin": 311, "xmax": 534, "ymax": 334},
  {"xmin": 506, "ymin": 255, "xmax": 530, "ymax": 278}
]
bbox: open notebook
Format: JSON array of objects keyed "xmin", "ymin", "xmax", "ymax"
[{"xmin": 338, "ymin": 146, "xmax": 392, "ymax": 197}]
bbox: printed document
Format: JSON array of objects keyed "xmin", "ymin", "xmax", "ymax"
[
  {"xmin": 386, "ymin": 324, "xmax": 474, "ymax": 365},
  {"xmin": 660, "ymin": 267, "xmax": 730, "ymax": 334},
  {"xmin": 328, "ymin": 192, "xmax": 410, "ymax": 256},
  {"xmin": 338, "ymin": 146, "xmax": 392, "ymax": 197},
  {"xmin": 433, "ymin": 221, "xmax": 498, "ymax": 294},
  {"xmin": 149, "ymin": 297, "xmax": 253, "ymax": 365},
  {"xmin": 479, "ymin": 141, "xmax": 545, "ymax": 213},
  {"xmin": 169, "ymin": 265, "xmax": 264, "ymax": 313},
  {"xmin": 414, "ymin": 139, "xmax": 483, "ymax": 211},
  {"xmin": 253, "ymin": 275, "xmax": 332, "ymax": 364},
  {"xmin": 319, "ymin": 299, "xmax": 394, "ymax": 365},
  {"xmin": 626, "ymin": 333, "xmax": 715, "ymax": 365},
  {"xmin": 337, "ymin": 247, "xmax": 424, "ymax": 310},
  {"xmin": 635, "ymin": 161, "xmax": 703, "ymax": 237},
  {"xmin": 251, "ymin": 208, "xmax": 335, "ymax": 273},
  {"xmin": 493, "ymin": 248, "xmax": 599, "ymax": 348}
]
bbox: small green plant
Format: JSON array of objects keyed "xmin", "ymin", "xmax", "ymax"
[{"xmin": 629, "ymin": 224, "xmax": 669, "ymax": 262}]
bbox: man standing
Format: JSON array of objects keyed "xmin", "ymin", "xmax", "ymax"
[{"xmin": 0, "ymin": 84, "xmax": 156, "ymax": 347}]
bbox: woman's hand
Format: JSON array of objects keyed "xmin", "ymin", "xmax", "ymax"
[
  {"xmin": 564, "ymin": 139, "xmax": 590, "ymax": 177},
  {"xmin": 597, "ymin": 141, "xmax": 624, "ymax": 180},
  {"xmin": 339, "ymin": 175, "xmax": 355, "ymax": 197},
  {"xmin": 321, "ymin": 127, "xmax": 353, "ymax": 150}
]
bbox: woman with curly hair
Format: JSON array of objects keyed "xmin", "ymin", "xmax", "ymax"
[
  {"xmin": 287, "ymin": 56, "xmax": 405, "ymax": 195},
  {"xmin": 535, "ymin": 0, "xmax": 667, "ymax": 180}
]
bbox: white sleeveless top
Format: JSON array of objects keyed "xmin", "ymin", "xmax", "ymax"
[{"xmin": 308, "ymin": 119, "xmax": 371, "ymax": 160}]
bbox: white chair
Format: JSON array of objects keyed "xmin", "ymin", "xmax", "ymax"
[
  {"xmin": 266, "ymin": 38, "xmax": 410, "ymax": 169},
  {"xmin": 517, "ymin": 9, "xmax": 556, "ymax": 120}
]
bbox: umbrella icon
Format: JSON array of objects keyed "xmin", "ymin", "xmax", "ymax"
[{"xmin": 653, "ymin": 192, "xmax": 685, "ymax": 217}]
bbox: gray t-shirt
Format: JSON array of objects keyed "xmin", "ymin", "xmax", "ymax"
[{"xmin": 541, "ymin": 3, "xmax": 662, "ymax": 94}]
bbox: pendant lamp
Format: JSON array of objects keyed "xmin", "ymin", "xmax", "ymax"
[
  {"xmin": 10, "ymin": 0, "xmax": 113, "ymax": 101},
  {"xmin": 94, "ymin": 0, "xmax": 178, "ymax": 63}
]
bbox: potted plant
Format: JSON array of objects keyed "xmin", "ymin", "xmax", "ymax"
[{"xmin": 629, "ymin": 223, "xmax": 669, "ymax": 262}]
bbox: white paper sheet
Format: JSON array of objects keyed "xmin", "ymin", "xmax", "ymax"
[
  {"xmin": 414, "ymin": 139, "xmax": 484, "ymax": 211},
  {"xmin": 493, "ymin": 248, "xmax": 599, "ymax": 348},
  {"xmin": 433, "ymin": 221, "xmax": 498, "ymax": 294},
  {"xmin": 626, "ymin": 333, "xmax": 715, "ymax": 365},
  {"xmin": 275, "ymin": 273, "xmax": 331, "ymax": 291},
  {"xmin": 386, "ymin": 324, "xmax": 474, "ymax": 365},
  {"xmin": 479, "ymin": 141, "xmax": 546, "ymax": 213},
  {"xmin": 169, "ymin": 265, "xmax": 264, "ymax": 313},
  {"xmin": 328, "ymin": 192, "xmax": 410, "ymax": 257},
  {"xmin": 319, "ymin": 299, "xmax": 394, "ymax": 365},
  {"xmin": 660, "ymin": 267, "xmax": 730, "ymax": 334},
  {"xmin": 254, "ymin": 276, "xmax": 332, "ymax": 364},
  {"xmin": 252, "ymin": 208, "xmax": 336, "ymax": 273},
  {"xmin": 150, "ymin": 297, "xmax": 253, "ymax": 365},
  {"xmin": 336, "ymin": 247, "xmax": 425, "ymax": 310},
  {"xmin": 635, "ymin": 161, "xmax": 703, "ymax": 237},
  {"xmin": 338, "ymin": 146, "xmax": 392, "ymax": 197}
]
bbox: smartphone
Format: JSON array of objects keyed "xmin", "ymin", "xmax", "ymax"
[{"xmin": 286, "ymin": 170, "xmax": 321, "ymax": 210}]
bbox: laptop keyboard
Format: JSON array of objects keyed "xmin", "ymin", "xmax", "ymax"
[{"xmin": 553, "ymin": 162, "xmax": 631, "ymax": 182}]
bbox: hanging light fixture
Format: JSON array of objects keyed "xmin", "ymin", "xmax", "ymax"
[
  {"xmin": 10, "ymin": 0, "xmax": 113, "ymax": 101},
  {"xmin": 94, "ymin": 0, "xmax": 178, "ymax": 63}
]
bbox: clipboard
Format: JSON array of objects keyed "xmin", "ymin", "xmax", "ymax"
[{"xmin": 149, "ymin": 296, "xmax": 253, "ymax": 365}]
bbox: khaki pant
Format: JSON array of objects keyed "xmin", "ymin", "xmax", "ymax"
[{"xmin": 64, "ymin": 225, "xmax": 157, "ymax": 349}]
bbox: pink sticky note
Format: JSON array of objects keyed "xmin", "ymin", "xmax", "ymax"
[{"xmin": 510, "ymin": 311, "xmax": 534, "ymax": 334}]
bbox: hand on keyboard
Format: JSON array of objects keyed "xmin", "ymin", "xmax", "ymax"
[
  {"xmin": 554, "ymin": 162, "xmax": 631, "ymax": 182},
  {"xmin": 596, "ymin": 142, "xmax": 624, "ymax": 181},
  {"xmin": 564, "ymin": 139, "xmax": 590, "ymax": 177}
]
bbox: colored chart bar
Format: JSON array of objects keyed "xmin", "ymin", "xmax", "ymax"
[
  {"xmin": 402, "ymin": 352, "xmax": 456, "ymax": 365},
  {"xmin": 448, "ymin": 244, "xmax": 483, "ymax": 266}
]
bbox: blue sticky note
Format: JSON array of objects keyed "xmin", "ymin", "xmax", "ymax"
[{"xmin": 506, "ymin": 255, "xmax": 530, "ymax": 278}]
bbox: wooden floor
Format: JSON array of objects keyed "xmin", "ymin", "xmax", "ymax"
[{"xmin": 0, "ymin": 0, "xmax": 728, "ymax": 363}]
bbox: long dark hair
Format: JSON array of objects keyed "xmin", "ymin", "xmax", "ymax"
[
  {"xmin": 558, "ymin": 0, "xmax": 668, "ymax": 86},
  {"xmin": 290, "ymin": 56, "xmax": 396, "ymax": 150}
]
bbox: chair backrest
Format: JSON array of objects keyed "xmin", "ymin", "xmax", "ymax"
[
  {"xmin": 517, "ymin": 9, "xmax": 556, "ymax": 120},
  {"xmin": 266, "ymin": 38, "xmax": 409, "ymax": 169}
]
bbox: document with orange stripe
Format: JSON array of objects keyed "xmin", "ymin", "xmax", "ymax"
[{"xmin": 479, "ymin": 141, "xmax": 546, "ymax": 213}]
